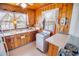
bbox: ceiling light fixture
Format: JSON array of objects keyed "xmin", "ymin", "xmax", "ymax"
[
  {"xmin": 16, "ymin": 3, "xmax": 27, "ymax": 8},
  {"xmin": 20, "ymin": 3, "xmax": 27, "ymax": 8}
]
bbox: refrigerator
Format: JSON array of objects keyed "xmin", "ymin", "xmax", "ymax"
[{"xmin": 0, "ymin": 37, "xmax": 6, "ymax": 56}]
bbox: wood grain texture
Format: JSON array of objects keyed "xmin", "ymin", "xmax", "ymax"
[
  {"xmin": 48, "ymin": 43, "xmax": 59, "ymax": 56},
  {"xmin": 4, "ymin": 31, "xmax": 37, "ymax": 51},
  {"xmin": 35, "ymin": 3, "xmax": 73, "ymax": 33},
  {"xmin": 27, "ymin": 10, "xmax": 35, "ymax": 26},
  {"xmin": 8, "ymin": 3, "xmax": 50, "ymax": 10}
]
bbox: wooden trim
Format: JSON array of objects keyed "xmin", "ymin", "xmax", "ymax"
[{"xmin": 36, "ymin": 3, "xmax": 53, "ymax": 10}]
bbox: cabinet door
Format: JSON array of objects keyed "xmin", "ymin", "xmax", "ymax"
[
  {"xmin": 5, "ymin": 36, "xmax": 15, "ymax": 50},
  {"xmin": 10, "ymin": 36, "xmax": 15, "ymax": 49},
  {"xmin": 27, "ymin": 32, "xmax": 32, "ymax": 43},
  {"xmin": 29, "ymin": 32, "xmax": 33, "ymax": 42},
  {"xmin": 48, "ymin": 43, "xmax": 59, "ymax": 56},
  {"xmin": 16, "ymin": 34, "xmax": 21, "ymax": 47},
  {"xmin": 30, "ymin": 31, "xmax": 36, "ymax": 41},
  {"xmin": 28, "ymin": 32, "xmax": 31, "ymax": 42},
  {"xmin": 25, "ymin": 32, "xmax": 31, "ymax": 43},
  {"xmin": 25, "ymin": 32, "xmax": 29, "ymax": 43},
  {"xmin": 5, "ymin": 36, "xmax": 11, "ymax": 51},
  {"xmin": 20, "ymin": 33, "xmax": 26, "ymax": 45}
]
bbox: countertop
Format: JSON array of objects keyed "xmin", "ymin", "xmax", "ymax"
[
  {"xmin": 0, "ymin": 27, "xmax": 38, "ymax": 37},
  {"xmin": 46, "ymin": 33, "xmax": 70, "ymax": 50}
]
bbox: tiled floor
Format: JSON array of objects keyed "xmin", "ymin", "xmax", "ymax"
[{"xmin": 9, "ymin": 41, "xmax": 47, "ymax": 56}]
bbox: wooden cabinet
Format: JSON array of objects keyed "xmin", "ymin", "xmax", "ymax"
[
  {"xmin": 5, "ymin": 36, "xmax": 15, "ymax": 51},
  {"xmin": 30, "ymin": 31, "xmax": 36, "ymax": 41},
  {"xmin": 25, "ymin": 31, "xmax": 37, "ymax": 43},
  {"xmin": 25, "ymin": 32, "xmax": 31, "ymax": 43},
  {"xmin": 4, "ymin": 31, "xmax": 37, "ymax": 51},
  {"xmin": 5, "ymin": 36, "xmax": 11, "ymax": 50},
  {"xmin": 10, "ymin": 36, "xmax": 15, "ymax": 49},
  {"xmin": 25, "ymin": 32, "xmax": 29, "ymax": 43},
  {"xmin": 15, "ymin": 34, "xmax": 21, "ymax": 47},
  {"xmin": 20, "ymin": 33, "xmax": 26, "ymax": 45},
  {"xmin": 48, "ymin": 43, "xmax": 59, "ymax": 56},
  {"xmin": 27, "ymin": 31, "xmax": 37, "ymax": 43}
]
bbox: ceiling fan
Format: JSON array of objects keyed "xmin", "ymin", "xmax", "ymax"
[{"xmin": 16, "ymin": 3, "xmax": 34, "ymax": 8}]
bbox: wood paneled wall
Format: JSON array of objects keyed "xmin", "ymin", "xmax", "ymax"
[
  {"xmin": 0, "ymin": 3, "xmax": 73, "ymax": 33},
  {"xmin": 35, "ymin": 3, "xmax": 73, "ymax": 33},
  {"xmin": 27, "ymin": 10, "xmax": 35, "ymax": 26}
]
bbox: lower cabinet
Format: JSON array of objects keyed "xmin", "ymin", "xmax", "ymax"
[
  {"xmin": 15, "ymin": 34, "xmax": 21, "ymax": 47},
  {"xmin": 5, "ymin": 36, "xmax": 11, "ymax": 50},
  {"xmin": 10, "ymin": 35, "xmax": 16, "ymax": 49},
  {"xmin": 4, "ymin": 31, "xmax": 37, "ymax": 51},
  {"xmin": 20, "ymin": 33, "xmax": 26, "ymax": 45},
  {"xmin": 5, "ymin": 36, "xmax": 15, "ymax": 51},
  {"xmin": 25, "ymin": 31, "xmax": 36, "ymax": 43},
  {"xmin": 25, "ymin": 32, "xmax": 31, "ymax": 43},
  {"xmin": 48, "ymin": 43, "xmax": 59, "ymax": 56},
  {"xmin": 28, "ymin": 31, "xmax": 36, "ymax": 42}
]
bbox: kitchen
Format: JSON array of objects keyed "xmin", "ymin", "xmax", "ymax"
[{"xmin": 0, "ymin": 3, "xmax": 79, "ymax": 56}]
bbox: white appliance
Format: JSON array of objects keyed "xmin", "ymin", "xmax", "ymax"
[
  {"xmin": 0, "ymin": 37, "xmax": 6, "ymax": 56},
  {"xmin": 36, "ymin": 31, "xmax": 50, "ymax": 52}
]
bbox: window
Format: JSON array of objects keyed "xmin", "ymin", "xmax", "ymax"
[
  {"xmin": 15, "ymin": 13, "xmax": 28, "ymax": 29},
  {"xmin": 0, "ymin": 10, "xmax": 29, "ymax": 30},
  {"xmin": 0, "ymin": 12, "xmax": 14, "ymax": 30}
]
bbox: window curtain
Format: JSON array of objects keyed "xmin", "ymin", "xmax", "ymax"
[
  {"xmin": 43, "ymin": 8, "xmax": 59, "ymax": 32},
  {"xmin": 35, "ymin": 14, "xmax": 44, "ymax": 29}
]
